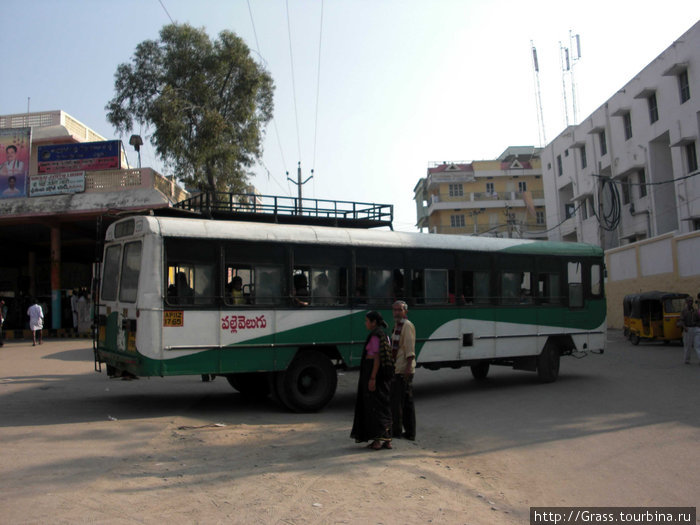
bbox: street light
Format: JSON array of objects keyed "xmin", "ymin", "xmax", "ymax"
[{"xmin": 129, "ymin": 134, "xmax": 143, "ymax": 169}]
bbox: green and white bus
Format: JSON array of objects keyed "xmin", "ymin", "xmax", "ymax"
[{"xmin": 95, "ymin": 215, "xmax": 605, "ymax": 411}]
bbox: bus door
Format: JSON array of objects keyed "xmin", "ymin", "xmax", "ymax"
[{"xmin": 98, "ymin": 239, "xmax": 143, "ymax": 366}]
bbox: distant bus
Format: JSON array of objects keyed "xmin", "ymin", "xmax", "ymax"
[{"xmin": 95, "ymin": 215, "xmax": 606, "ymax": 411}]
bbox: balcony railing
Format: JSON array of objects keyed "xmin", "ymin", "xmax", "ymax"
[
  {"xmin": 175, "ymin": 192, "xmax": 394, "ymax": 229},
  {"xmin": 79, "ymin": 168, "xmax": 189, "ymax": 202}
]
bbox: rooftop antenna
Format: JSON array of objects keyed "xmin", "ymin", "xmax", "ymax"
[
  {"xmin": 530, "ymin": 41, "xmax": 547, "ymax": 146},
  {"xmin": 569, "ymin": 31, "xmax": 582, "ymax": 124},
  {"xmin": 559, "ymin": 41, "xmax": 570, "ymax": 127}
]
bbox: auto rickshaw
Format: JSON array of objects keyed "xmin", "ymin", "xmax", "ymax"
[
  {"xmin": 626, "ymin": 291, "xmax": 689, "ymax": 345},
  {"xmin": 622, "ymin": 294, "xmax": 634, "ymax": 337}
]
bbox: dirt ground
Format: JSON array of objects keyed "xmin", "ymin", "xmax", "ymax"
[{"xmin": 1, "ymin": 334, "xmax": 699, "ymax": 524}]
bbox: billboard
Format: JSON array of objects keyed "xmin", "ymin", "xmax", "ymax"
[
  {"xmin": 29, "ymin": 171, "xmax": 86, "ymax": 197},
  {"xmin": 37, "ymin": 140, "xmax": 121, "ymax": 174},
  {"xmin": 0, "ymin": 127, "xmax": 31, "ymax": 199}
]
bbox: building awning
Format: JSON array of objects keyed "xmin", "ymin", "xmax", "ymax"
[
  {"xmin": 633, "ymin": 87, "xmax": 656, "ymax": 99},
  {"xmin": 662, "ymin": 62, "xmax": 688, "ymax": 76},
  {"xmin": 670, "ymin": 136, "xmax": 697, "ymax": 147}
]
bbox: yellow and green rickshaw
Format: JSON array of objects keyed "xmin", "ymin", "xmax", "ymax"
[{"xmin": 626, "ymin": 291, "xmax": 689, "ymax": 345}]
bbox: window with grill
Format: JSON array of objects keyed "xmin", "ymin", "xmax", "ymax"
[
  {"xmin": 647, "ymin": 93, "xmax": 658, "ymax": 123},
  {"xmin": 448, "ymin": 184, "xmax": 464, "ymax": 197},
  {"xmin": 686, "ymin": 142, "xmax": 698, "ymax": 173},
  {"xmin": 679, "ymin": 70, "xmax": 690, "ymax": 104},
  {"xmin": 450, "ymin": 214, "xmax": 465, "ymax": 228},
  {"xmin": 623, "ymin": 112, "xmax": 632, "ymax": 140}
]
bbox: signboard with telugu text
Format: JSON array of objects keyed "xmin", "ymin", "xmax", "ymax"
[
  {"xmin": 37, "ymin": 140, "xmax": 121, "ymax": 174},
  {"xmin": 29, "ymin": 171, "xmax": 86, "ymax": 197}
]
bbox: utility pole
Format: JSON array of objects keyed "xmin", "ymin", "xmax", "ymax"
[{"xmin": 287, "ymin": 161, "xmax": 313, "ymax": 214}]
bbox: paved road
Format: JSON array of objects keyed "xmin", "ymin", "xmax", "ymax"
[{"xmin": 1, "ymin": 331, "xmax": 698, "ymax": 523}]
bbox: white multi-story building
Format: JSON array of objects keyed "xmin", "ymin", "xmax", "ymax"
[{"xmin": 542, "ymin": 20, "xmax": 700, "ymax": 249}]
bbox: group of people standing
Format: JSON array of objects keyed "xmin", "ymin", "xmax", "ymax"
[
  {"xmin": 351, "ymin": 301, "xmax": 416, "ymax": 450},
  {"xmin": 680, "ymin": 294, "xmax": 700, "ymax": 365}
]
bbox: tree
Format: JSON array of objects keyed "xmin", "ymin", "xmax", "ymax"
[{"xmin": 106, "ymin": 23, "xmax": 274, "ymax": 194}]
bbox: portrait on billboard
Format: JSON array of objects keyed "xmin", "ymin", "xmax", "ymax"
[{"xmin": 0, "ymin": 127, "xmax": 31, "ymax": 199}]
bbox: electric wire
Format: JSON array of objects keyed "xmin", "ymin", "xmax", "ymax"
[
  {"xmin": 158, "ymin": 0, "xmax": 174, "ymax": 23},
  {"xmin": 246, "ymin": 0, "xmax": 292, "ymax": 196},
  {"xmin": 311, "ymin": 0, "xmax": 325, "ymax": 195},
  {"xmin": 285, "ymin": 0, "xmax": 303, "ymax": 162}
]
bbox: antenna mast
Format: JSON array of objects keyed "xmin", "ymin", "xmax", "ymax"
[
  {"xmin": 569, "ymin": 31, "xmax": 582, "ymax": 124},
  {"xmin": 531, "ymin": 41, "xmax": 546, "ymax": 147},
  {"xmin": 559, "ymin": 41, "xmax": 570, "ymax": 127}
]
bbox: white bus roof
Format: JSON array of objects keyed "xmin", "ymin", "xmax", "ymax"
[{"xmin": 107, "ymin": 215, "xmax": 602, "ymax": 257}]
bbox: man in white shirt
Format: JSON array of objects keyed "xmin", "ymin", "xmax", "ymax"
[{"xmin": 390, "ymin": 300, "xmax": 416, "ymax": 440}]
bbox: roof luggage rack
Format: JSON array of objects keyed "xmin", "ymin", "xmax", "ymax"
[{"xmin": 171, "ymin": 192, "xmax": 394, "ymax": 229}]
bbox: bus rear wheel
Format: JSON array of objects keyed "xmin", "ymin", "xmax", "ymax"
[
  {"xmin": 470, "ymin": 362, "xmax": 490, "ymax": 380},
  {"xmin": 275, "ymin": 350, "xmax": 337, "ymax": 412},
  {"xmin": 226, "ymin": 373, "xmax": 271, "ymax": 398},
  {"xmin": 537, "ymin": 344, "xmax": 560, "ymax": 383}
]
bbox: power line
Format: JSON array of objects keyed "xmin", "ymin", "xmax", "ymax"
[
  {"xmin": 285, "ymin": 0, "xmax": 302, "ymax": 162},
  {"xmin": 592, "ymin": 170, "xmax": 700, "ymax": 186},
  {"xmin": 158, "ymin": 0, "xmax": 174, "ymax": 23},
  {"xmin": 312, "ymin": 0, "xmax": 324, "ymax": 175},
  {"xmin": 246, "ymin": 0, "xmax": 291, "ymax": 196}
]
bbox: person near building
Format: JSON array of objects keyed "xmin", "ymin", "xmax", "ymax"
[
  {"xmin": 351, "ymin": 310, "xmax": 394, "ymax": 450},
  {"xmin": 390, "ymin": 300, "xmax": 417, "ymax": 441},
  {"xmin": 70, "ymin": 289, "xmax": 79, "ymax": 335},
  {"xmin": 680, "ymin": 296, "xmax": 699, "ymax": 364},
  {"xmin": 27, "ymin": 299, "xmax": 44, "ymax": 346}
]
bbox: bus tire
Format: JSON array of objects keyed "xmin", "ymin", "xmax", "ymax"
[
  {"xmin": 537, "ymin": 344, "xmax": 560, "ymax": 383},
  {"xmin": 226, "ymin": 373, "xmax": 271, "ymax": 398},
  {"xmin": 470, "ymin": 362, "xmax": 490, "ymax": 381},
  {"xmin": 276, "ymin": 350, "xmax": 337, "ymax": 412},
  {"xmin": 630, "ymin": 333, "xmax": 640, "ymax": 346}
]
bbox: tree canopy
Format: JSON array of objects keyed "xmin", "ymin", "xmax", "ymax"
[{"xmin": 106, "ymin": 23, "xmax": 274, "ymax": 194}]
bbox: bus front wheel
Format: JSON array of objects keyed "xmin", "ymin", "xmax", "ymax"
[
  {"xmin": 276, "ymin": 350, "xmax": 337, "ymax": 412},
  {"xmin": 470, "ymin": 362, "xmax": 490, "ymax": 381},
  {"xmin": 537, "ymin": 344, "xmax": 560, "ymax": 383}
]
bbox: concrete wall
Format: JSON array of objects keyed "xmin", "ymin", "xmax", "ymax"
[{"xmin": 605, "ymin": 230, "xmax": 700, "ymax": 328}]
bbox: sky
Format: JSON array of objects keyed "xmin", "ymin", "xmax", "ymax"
[{"xmin": 2, "ymin": 1, "xmax": 699, "ymax": 231}]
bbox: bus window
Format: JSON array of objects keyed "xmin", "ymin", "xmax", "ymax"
[
  {"xmin": 537, "ymin": 273, "xmax": 561, "ymax": 304},
  {"xmin": 354, "ymin": 267, "xmax": 368, "ymax": 304},
  {"xmin": 102, "ymin": 244, "xmax": 121, "ymax": 302},
  {"xmin": 255, "ymin": 266, "xmax": 282, "ymax": 305},
  {"xmin": 568, "ymin": 261, "xmax": 583, "ymax": 308},
  {"xmin": 462, "ymin": 270, "xmax": 490, "ymax": 304},
  {"xmin": 225, "ymin": 266, "xmax": 252, "ymax": 305},
  {"xmin": 310, "ymin": 268, "xmax": 346, "ymax": 306},
  {"xmin": 424, "ymin": 269, "xmax": 449, "ymax": 304},
  {"xmin": 292, "ymin": 269, "xmax": 310, "ymax": 306},
  {"xmin": 369, "ymin": 269, "xmax": 395, "ymax": 305},
  {"xmin": 166, "ymin": 264, "xmax": 215, "ymax": 306},
  {"xmin": 501, "ymin": 272, "xmax": 532, "ymax": 304},
  {"xmin": 119, "ymin": 241, "xmax": 142, "ymax": 303},
  {"xmin": 590, "ymin": 264, "xmax": 602, "ymax": 297}
]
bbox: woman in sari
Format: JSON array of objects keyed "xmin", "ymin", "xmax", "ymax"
[{"xmin": 351, "ymin": 310, "xmax": 395, "ymax": 450}]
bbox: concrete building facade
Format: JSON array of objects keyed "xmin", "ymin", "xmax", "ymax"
[
  {"xmin": 414, "ymin": 146, "xmax": 547, "ymax": 239},
  {"xmin": 542, "ymin": 20, "xmax": 700, "ymax": 247},
  {"xmin": 0, "ymin": 110, "xmax": 187, "ymax": 333}
]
